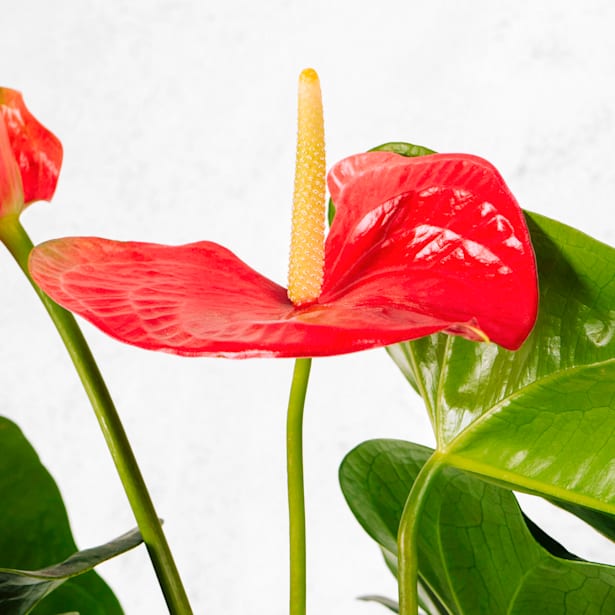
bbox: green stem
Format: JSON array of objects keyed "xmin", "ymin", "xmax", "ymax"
[
  {"xmin": 398, "ymin": 451, "xmax": 444, "ymax": 615},
  {"xmin": 0, "ymin": 215, "xmax": 192, "ymax": 615},
  {"xmin": 286, "ymin": 357, "xmax": 312, "ymax": 615}
]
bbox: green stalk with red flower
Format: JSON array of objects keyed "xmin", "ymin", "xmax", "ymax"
[{"xmin": 0, "ymin": 87, "xmax": 192, "ymax": 615}]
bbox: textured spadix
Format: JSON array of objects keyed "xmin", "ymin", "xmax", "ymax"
[{"xmin": 287, "ymin": 68, "xmax": 326, "ymax": 306}]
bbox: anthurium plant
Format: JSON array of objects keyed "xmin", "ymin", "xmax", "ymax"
[{"xmin": 0, "ymin": 69, "xmax": 612, "ymax": 615}]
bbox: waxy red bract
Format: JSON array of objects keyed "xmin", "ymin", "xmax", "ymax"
[
  {"xmin": 29, "ymin": 151, "xmax": 538, "ymax": 358},
  {"xmin": 0, "ymin": 109, "xmax": 22, "ymax": 215},
  {"xmin": 0, "ymin": 88, "xmax": 63, "ymax": 209}
]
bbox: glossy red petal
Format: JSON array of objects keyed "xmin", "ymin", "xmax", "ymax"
[
  {"xmin": 30, "ymin": 237, "xmax": 469, "ymax": 358},
  {"xmin": 0, "ymin": 88, "xmax": 63, "ymax": 205},
  {"xmin": 323, "ymin": 152, "xmax": 538, "ymax": 350},
  {"xmin": 0, "ymin": 114, "xmax": 23, "ymax": 216}
]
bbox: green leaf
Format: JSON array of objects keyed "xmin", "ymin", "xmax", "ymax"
[
  {"xmin": 0, "ymin": 527, "xmax": 143, "ymax": 615},
  {"xmin": 0, "ymin": 416, "xmax": 141, "ymax": 614},
  {"xmin": 369, "ymin": 142, "xmax": 437, "ymax": 157},
  {"xmin": 340, "ymin": 439, "xmax": 615, "ymax": 614},
  {"xmin": 387, "ymin": 212, "xmax": 615, "ymax": 515}
]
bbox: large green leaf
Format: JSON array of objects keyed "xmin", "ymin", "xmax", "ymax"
[
  {"xmin": 388, "ymin": 211, "xmax": 615, "ymax": 514},
  {"xmin": 340, "ymin": 439, "xmax": 615, "ymax": 614},
  {"xmin": 0, "ymin": 416, "xmax": 141, "ymax": 614}
]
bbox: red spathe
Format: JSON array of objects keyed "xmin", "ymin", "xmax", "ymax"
[
  {"xmin": 29, "ymin": 152, "xmax": 538, "ymax": 358},
  {"xmin": 0, "ymin": 88, "xmax": 62, "ymax": 207}
]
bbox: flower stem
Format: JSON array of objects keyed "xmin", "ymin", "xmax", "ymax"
[
  {"xmin": 286, "ymin": 357, "xmax": 312, "ymax": 615},
  {"xmin": 0, "ymin": 215, "xmax": 193, "ymax": 615},
  {"xmin": 397, "ymin": 451, "xmax": 444, "ymax": 615}
]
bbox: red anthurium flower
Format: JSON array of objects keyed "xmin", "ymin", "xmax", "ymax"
[
  {"xmin": 29, "ymin": 71, "xmax": 537, "ymax": 358},
  {"xmin": 0, "ymin": 88, "xmax": 63, "ymax": 214},
  {"xmin": 29, "ymin": 153, "xmax": 538, "ymax": 357}
]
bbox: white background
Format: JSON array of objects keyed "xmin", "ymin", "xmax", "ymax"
[{"xmin": 1, "ymin": 1, "xmax": 614, "ymax": 613}]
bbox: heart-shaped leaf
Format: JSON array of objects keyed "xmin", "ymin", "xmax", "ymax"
[
  {"xmin": 340, "ymin": 439, "xmax": 615, "ymax": 614},
  {"xmin": 0, "ymin": 416, "xmax": 141, "ymax": 614},
  {"xmin": 388, "ymin": 211, "xmax": 615, "ymax": 515}
]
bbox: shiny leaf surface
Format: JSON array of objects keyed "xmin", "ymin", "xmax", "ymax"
[
  {"xmin": 0, "ymin": 417, "xmax": 137, "ymax": 614},
  {"xmin": 0, "ymin": 88, "xmax": 62, "ymax": 206},
  {"xmin": 29, "ymin": 152, "xmax": 537, "ymax": 357},
  {"xmin": 340, "ymin": 439, "xmax": 615, "ymax": 614},
  {"xmin": 388, "ymin": 211, "xmax": 615, "ymax": 514}
]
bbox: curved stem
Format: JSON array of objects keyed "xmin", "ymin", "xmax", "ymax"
[
  {"xmin": 398, "ymin": 451, "xmax": 444, "ymax": 615},
  {"xmin": 286, "ymin": 357, "xmax": 312, "ymax": 615},
  {"xmin": 0, "ymin": 215, "xmax": 192, "ymax": 615}
]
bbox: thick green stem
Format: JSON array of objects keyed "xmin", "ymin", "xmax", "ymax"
[
  {"xmin": 0, "ymin": 215, "xmax": 192, "ymax": 615},
  {"xmin": 286, "ymin": 357, "xmax": 312, "ymax": 615},
  {"xmin": 397, "ymin": 451, "xmax": 444, "ymax": 615}
]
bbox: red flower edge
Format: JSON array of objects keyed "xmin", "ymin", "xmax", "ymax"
[
  {"xmin": 29, "ymin": 152, "xmax": 538, "ymax": 358},
  {"xmin": 0, "ymin": 109, "xmax": 22, "ymax": 215},
  {"xmin": 0, "ymin": 88, "xmax": 63, "ymax": 206}
]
